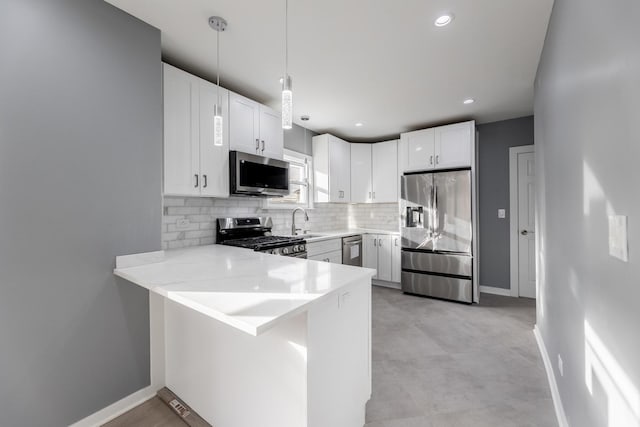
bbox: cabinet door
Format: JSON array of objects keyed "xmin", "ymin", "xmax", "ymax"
[
  {"xmin": 377, "ymin": 235, "xmax": 393, "ymax": 281},
  {"xmin": 434, "ymin": 122, "xmax": 472, "ymax": 169},
  {"xmin": 363, "ymin": 234, "xmax": 378, "ymax": 279},
  {"xmin": 259, "ymin": 105, "xmax": 284, "ymax": 159},
  {"xmin": 163, "ymin": 64, "xmax": 200, "ymax": 196},
  {"xmin": 404, "ymin": 128, "xmax": 435, "ymax": 172},
  {"xmin": 199, "ymin": 80, "xmax": 230, "ymax": 197},
  {"xmin": 372, "ymin": 140, "xmax": 398, "ymax": 203},
  {"xmin": 350, "ymin": 144, "xmax": 372, "ymax": 203},
  {"xmin": 329, "ymin": 135, "xmax": 351, "ymax": 203},
  {"xmin": 391, "ymin": 235, "xmax": 401, "ymax": 282},
  {"xmin": 229, "ymin": 92, "xmax": 260, "ymax": 155}
]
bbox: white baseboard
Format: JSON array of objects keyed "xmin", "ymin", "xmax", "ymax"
[
  {"xmin": 479, "ymin": 285, "xmax": 512, "ymax": 297},
  {"xmin": 533, "ymin": 326, "xmax": 569, "ymax": 427},
  {"xmin": 69, "ymin": 385, "xmax": 157, "ymax": 427}
]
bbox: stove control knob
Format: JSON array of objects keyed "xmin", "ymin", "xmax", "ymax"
[
  {"xmin": 282, "ymin": 247, "xmax": 290, "ymax": 255},
  {"xmin": 299, "ymin": 244, "xmax": 305, "ymax": 252},
  {"xmin": 272, "ymin": 248, "xmax": 280, "ymax": 255},
  {"xmin": 292, "ymin": 245, "xmax": 299, "ymax": 253}
]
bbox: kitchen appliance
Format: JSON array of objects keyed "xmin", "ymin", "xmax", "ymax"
[
  {"xmin": 400, "ymin": 169, "xmax": 473, "ymax": 303},
  {"xmin": 342, "ymin": 235, "xmax": 363, "ymax": 267},
  {"xmin": 216, "ymin": 217, "xmax": 306, "ymax": 258},
  {"xmin": 229, "ymin": 151, "xmax": 290, "ymax": 197}
]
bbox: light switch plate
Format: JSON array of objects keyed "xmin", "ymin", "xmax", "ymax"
[
  {"xmin": 498, "ymin": 209, "xmax": 506, "ymax": 219},
  {"xmin": 608, "ymin": 215, "xmax": 629, "ymax": 262}
]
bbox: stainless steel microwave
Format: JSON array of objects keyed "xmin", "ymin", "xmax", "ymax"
[{"xmin": 229, "ymin": 151, "xmax": 290, "ymax": 197}]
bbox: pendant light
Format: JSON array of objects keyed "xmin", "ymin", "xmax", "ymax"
[
  {"xmin": 209, "ymin": 16, "xmax": 227, "ymax": 146},
  {"xmin": 281, "ymin": 0, "xmax": 293, "ymax": 129}
]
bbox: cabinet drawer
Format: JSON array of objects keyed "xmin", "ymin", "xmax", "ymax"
[
  {"xmin": 308, "ymin": 249, "xmax": 342, "ymax": 264},
  {"xmin": 307, "ymin": 238, "xmax": 342, "ymax": 257}
]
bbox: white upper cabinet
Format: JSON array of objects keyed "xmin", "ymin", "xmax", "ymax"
[
  {"xmin": 399, "ymin": 121, "xmax": 474, "ymax": 173},
  {"xmin": 163, "ymin": 63, "xmax": 229, "ymax": 198},
  {"xmin": 258, "ymin": 105, "xmax": 284, "ymax": 160},
  {"xmin": 198, "ymin": 79, "xmax": 230, "ymax": 198},
  {"xmin": 350, "ymin": 144, "xmax": 373, "ymax": 203},
  {"xmin": 229, "ymin": 92, "xmax": 283, "ymax": 159},
  {"xmin": 402, "ymin": 128, "xmax": 435, "ymax": 172},
  {"xmin": 372, "ymin": 140, "xmax": 398, "ymax": 203},
  {"xmin": 434, "ymin": 122, "xmax": 473, "ymax": 169},
  {"xmin": 313, "ymin": 134, "xmax": 351, "ymax": 203}
]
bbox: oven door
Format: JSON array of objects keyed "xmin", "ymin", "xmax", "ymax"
[{"xmin": 230, "ymin": 151, "xmax": 290, "ymax": 197}]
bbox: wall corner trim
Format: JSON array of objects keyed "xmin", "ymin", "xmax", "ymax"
[
  {"xmin": 68, "ymin": 385, "xmax": 157, "ymax": 427},
  {"xmin": 478, "ymin": 286, "xmax": 512, "ymax": 297},
  {"xmin": 533, "ymin": 325, "xmax": 569, "ymax": 427}
]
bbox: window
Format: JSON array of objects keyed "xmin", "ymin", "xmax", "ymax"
[{"xmin": 265, "ymin": 149, "xmax": 313, "ymax": 209}]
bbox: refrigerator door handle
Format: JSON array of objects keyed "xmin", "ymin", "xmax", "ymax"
[{"xmin": 433, "ymin": 183, "xmax": 439, "ymax": 237}]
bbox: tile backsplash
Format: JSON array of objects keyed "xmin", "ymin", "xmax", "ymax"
[{"xmin": 162, "ymin": 197, "xmax": 399, "ymax": 250}]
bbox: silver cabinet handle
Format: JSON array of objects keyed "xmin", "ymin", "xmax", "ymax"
[
  {"xmin": 261, "ymin": 140, "xmax": 265, "ymax": 152},
  {"xmin": 372, "ymin": 191, "xmax": 376, "ymax": 199},
  {"xmin": 521, "ymin": 230, "xmax": 535, "ymax": 236},
  {"xmin": 194, "ymin": 174, "xmax": 199, "ymax": 188},
  {"xmin": 394, "ymin": 238, "xmax": 398, "ymax": 246},
  {"xmin": 378, "ymin": 238, "xmax": 382, "ymax": 246},
  {"xmin": 374, "ymin": 238, "xmax": 377, "ymax": 247},
  {"xmin": 436, "ymin": 155, "xmax": 440, "ymax": 164},
  {"xmin": 369, "ymin": 191, "xmax": 371, "ymax": 199},
  {"xmin": 430, "ymin": 155, "xmax": 433, "ymax": 165},
  {"xmin": 324, "ymin": 258, "xmax": 330, "ymax": 262},
  {"xmin": 203, "ymin": 174, "xmax": 208, "ymax": 188},
  {"xmin": 255, "ymin": 138, "xmax": 260, "ymax": 153}
]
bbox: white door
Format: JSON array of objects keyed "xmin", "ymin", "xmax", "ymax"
[
  {"xmin": 372, "ymin": 140, "xmax": 398, "ymax": 203},
  {"xmin": 363, "ymin": 234, "xmax": 378, "ymax": 279},
  {"xmin": 377, "ymin": 235, "xmax": 393, "ymax": 281},
  {"xmin": 517, "ymin": 152, "xmax": 536, "ymax": 298},
  {"xmin": 434, "ymin": 122, "xmax": 472, "ymax": 169},
  {"xmin": 198, "ymin": 80, "xmax": 229, "ymax": 198},
  {"xmin": 350, "ymin": 144, "xmax": 372, "ymax": 203},
  {"xmin": 404, "ymin": 128, "xmax": 435, "ymax": 172},
  {"xmin": 258, "ymin": 105, "xmax": 284, "ymax": 159},
  {"xmin": 391, "ymin": 235, "xmax": 401, "ymax": 283},
  {"xmin": 163, "ymin": 64, "xmax": 199, "ymax": 196},
  {"xmin": 229, "ymin": 92, "xmax": 260, "ymax": 155}
]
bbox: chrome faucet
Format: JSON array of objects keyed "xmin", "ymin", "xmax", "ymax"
[{"xmin": 291, "ymin": 207, "xmax": 309, "ymax": 235}]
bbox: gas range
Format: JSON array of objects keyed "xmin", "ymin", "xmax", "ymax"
[{"xmin": 216, "ymin": 217, "xmax": 307, "ymax": 258}]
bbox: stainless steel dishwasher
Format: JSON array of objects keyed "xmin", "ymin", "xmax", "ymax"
[{"xmin": 342, "ymin": 235, "xmax": 363, "ymax": 267}]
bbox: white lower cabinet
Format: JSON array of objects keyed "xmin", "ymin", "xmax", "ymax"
[
  {"xmin": 307, "ymin": 239, "xmax": 342, "ymax": 264},
  {"xmin": 391, "ymin": 235, "xmax": 401, "ymax": 283},
  {"xmin": 363, "ymin": 234, "xmax": 398, "ymax": 282}
]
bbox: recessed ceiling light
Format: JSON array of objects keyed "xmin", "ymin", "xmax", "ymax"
[
  {"xmin": 434, "ymin": 14, "xmax": 454, "ymax": 27},
  {"xmin": 463, "ymin": 98, "xmax": 475, "ymax": 105},
  {"xmin": 355, "ymin": 122, "xmax": 364, "ymax": 127}
]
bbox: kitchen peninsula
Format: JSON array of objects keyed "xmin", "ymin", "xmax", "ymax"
[{"xmin": 114, "ymin": 244, "xmax": 375, "ymax": 427}]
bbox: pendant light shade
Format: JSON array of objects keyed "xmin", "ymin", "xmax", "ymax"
[
  {"xmin": 282, "ymin": 75, "xmax": 293, "ymax": 130},
  {"xmin": 282, "ymin": 0, "xmax": 293, "ymax": 130},
  {"xmin": 209, "ymin": 16, "xmax": 227, "ymax": 147}
]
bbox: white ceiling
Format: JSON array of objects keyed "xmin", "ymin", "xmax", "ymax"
[{"xmin": 105, "ymin": 0, "xmax": 553, "ymax": 142}]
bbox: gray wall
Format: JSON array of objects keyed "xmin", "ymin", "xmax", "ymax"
[
  {"xmin": 477, "ymin": 116, "xmax": 534, "ymax": 289},
  {"xmin": 535, "ymin": 0, "xmax": 640, "ymax": 425},
  {"xmin": 284, "ymin": 123, "xmax": 316, "ymax": 155},
  {"xmin": 0, "ymin": 1, "xmax": 162, "ymax": 426}
]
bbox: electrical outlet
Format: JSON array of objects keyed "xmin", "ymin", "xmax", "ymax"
[
  {"xmin": 176, "ymin": 218, "xmax": 190, "ymax": 229},
  {"xmin": 558, "ymin": 354, "xmax": 564, "ymax": 377},
  {"xmin": 498, "ymin": 209, "xmax": 506, "ymax": 219}
]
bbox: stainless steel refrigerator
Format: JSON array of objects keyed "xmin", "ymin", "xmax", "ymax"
[{"xmin": 400, "ymin": 169, "xmax": 473, "ymax": 303}]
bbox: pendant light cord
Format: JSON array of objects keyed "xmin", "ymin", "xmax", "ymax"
[
  {"xmin": 216, "ymin": 27, "xmax": 221, "ymax": 110},
  {"xmin": 284, "ymin": 0, "xmax": 288, "ymax": 80}
]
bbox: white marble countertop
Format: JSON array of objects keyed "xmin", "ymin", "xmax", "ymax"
[
  {"xmin": 114, "ymin": 245, "xmax": 376, "ymax": 336},
  {"xmin": 299, "ymin": 228, "xmax": 400, "ymax": 243}
]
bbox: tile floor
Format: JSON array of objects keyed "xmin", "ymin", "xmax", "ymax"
[
  {"xmin": 365, "ymin": 287, "xmax": 556, "ymax": 427},
  {"xmin": 105, "ymin": 287, "xmax": 556, "ymax": 427}
]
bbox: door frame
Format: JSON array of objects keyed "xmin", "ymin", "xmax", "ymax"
[{"xmin": 509, "ymin": 145, "xmax": 535, "ymax": 297}]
